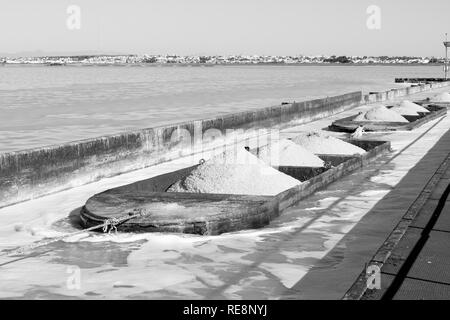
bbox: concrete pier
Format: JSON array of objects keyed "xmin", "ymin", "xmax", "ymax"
[
  {"xmin": 345, "ymin": 130, "xmax": 450, "ymax": 300},
  {"xmin": 1, "ymin": 82, "xmax": 448, "ymax": 209},
  {"xmin": 1, "ymin": 83, "xmax": 450, "ymax": 299}
]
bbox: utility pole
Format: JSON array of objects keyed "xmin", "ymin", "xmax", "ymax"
[{"xmin": 444, "ymin": 33, "xmax": 450, "ymax": 80}]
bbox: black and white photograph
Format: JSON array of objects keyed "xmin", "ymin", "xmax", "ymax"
[{"xmin": 1, "ymin": 0, "xmax": 450, "ymax": 309}]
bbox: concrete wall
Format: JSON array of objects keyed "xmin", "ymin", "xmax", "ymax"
[
  {"xmin": 0, "ymin": 92, "xmax": 362, "ymax": 208},
  {"xmin": 0, "ymin": 81, "xmax": 449, "ymax": 208},
  {"xmin": 361, "ymin": 81, "xmax": 450, "ymax": 104}
]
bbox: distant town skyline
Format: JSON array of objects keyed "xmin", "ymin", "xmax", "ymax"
[
  {"xmin": 1, "ymin": 0, "xmax": 449, "ymax": 57},
  {"xmin": 1, "ymin": 54, "xmax": 444, "ymax": 65}
]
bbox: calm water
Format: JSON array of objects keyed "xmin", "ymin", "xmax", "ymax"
[{"xmin": 0, "ymin": 64, "xmax": 442, "ymax": 153}]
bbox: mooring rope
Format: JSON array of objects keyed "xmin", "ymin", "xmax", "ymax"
[{"xmin": 1, "ymin": 208, "xmax": 146, "ymax": 261}]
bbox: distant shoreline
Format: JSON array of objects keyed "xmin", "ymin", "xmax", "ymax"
[
  {"xmin": 2, "ymin": 53, "xmax": 445, "ymax": 67},
  {"xmin": 1, "ymin": 62, "xmax": 444, "ymax": 67}
]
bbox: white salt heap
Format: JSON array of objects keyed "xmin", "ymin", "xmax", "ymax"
[
  {"xmin": 390, "ymin": 105, "xmax": 419, "ymax": 116},
  {"xmin": 291, "ymin": 131, "xmax": 366, "ymax": 155},
  {"xmin": 396, "ymin": 100, "xmax": 430, "ymax": 113},
  {"xmin": 167, "ymin": 148, "xmax": 301, "ymax": 195},
  {"xmin": 256, "ymin": 139, "xmax": 325, "ymax": 167},
  {"xmin": 432, "ymin": 92, "xmax": 450, "ymax": 102},
  {"xmin": 353, "ymin": 105, "xmax": 409, "ymax": 123}
]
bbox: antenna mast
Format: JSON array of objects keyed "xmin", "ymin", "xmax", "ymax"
[{"xmin": 444, "ymin": 33, "xmax": 449, "ymax": 80}]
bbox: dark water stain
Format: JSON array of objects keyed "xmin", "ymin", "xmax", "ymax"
[
  {"xmin": 47, "ymin": 239, "xmax": 146, "ymax": 269},
  {"xmin": 242, "ymin": 231, "xmax": 330, "ymax": 264},
  {"xmin": 96, "ymin": 268, "xmax": 118, "ymax": 274},
  {"xmin": 113, "ymin": 284, "xmax": 135, "ymax": 288},
  {"xmin": 217, "ymin": 244, "xmax": 246, "ymax": 254},
  {"xmin": 126, "ymin": 290, "xmax": 191, "ymax": 300},
  {"xmin": 50, "ymin": 207, "xmax": 84, "ymax": 232},
  {"xmin": 312, "ymin": 242, "xmax": 347, "ymax": 270},
  {"xmin": 17, "ymin": 286, "xmax": 82, "ymax": 300},
  {"xmin": 179, "ymin": 252, "xmax": 215, "ymax": 264}
]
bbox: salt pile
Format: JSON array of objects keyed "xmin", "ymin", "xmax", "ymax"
[
  {"xmin": 432, "ymin": 92, "xmax": 450, "ymax": 102},
  {"xmin": 390, "ymin": 105, "xmax": 419, "ymax": 116},
  {"xmin": 256, "ymin": 139, "xmax": 325, "ymax": 167},
  {"xmin": 291, "ymin": 131, "xmax": 366, "ymax": 155},
  {"xmin": 167, "ymin": 148, "xmax": 301, "ymax": 195},
  {"xmin": 396, "ymin": 100, "xmax": 430, "ymax": 113},
  {"xmin": 353, "ymin": 105, "xmax": 409, "ymax": 123}
]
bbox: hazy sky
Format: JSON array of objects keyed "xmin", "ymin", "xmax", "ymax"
[{"xmin": 0, "ymin": 0, "xmax": 449, "ymax": 56}]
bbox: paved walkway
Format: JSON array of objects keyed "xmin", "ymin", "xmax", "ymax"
[
  {"xmin": 342, "ymin": 125, "xmax": 450, "ymax": 300},
  {"xmin": 362, "ymin": 138, "xmax": 450, "ymax": 300},
  {"xmin": 278, "ymin": 113, "xmax": 450, "ymax": 299}
]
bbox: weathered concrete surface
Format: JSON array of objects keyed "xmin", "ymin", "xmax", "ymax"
[
  {"xmin": 341, "ymin": 125, "xmax": 450, "ymax": 300},
  {"xmin": 82, "ymin": 191, "xmax": 279, "ymax": 236},
  {"xmin": 362, "ymin": 81, "xmax": 450, "ymax": 104},
  {"xmin": 1, "ymin": 81, "xmax": 448, "ymax": 209},
  {"xmin": 80, "ymin": 141, "xmax": 389, "ymax": 235},
  {"xmin": 417, "ymin": 100, "xmax": 450, "ymax": 108},
  {"xmin": 330, "ymin": 105, "xmax": 447, "ymax": 132},
  {"xmin": 0, "ymin": 92, "xmax": 362, "ymax": 208},
  {"xmin": 273, "ymin": 99, "xmax": 450, "ymax": 299},
  {"xmin": 0, "ymin": 84, "xmax": 449, "ymax": 300},
  {"xmin": 277, "ymin": 141, "xmax": 390, "ymax": 211},
  {"xmin": 80, "ymin": 165, "xmax": 279, "ymax": 235},
  {"xmin": 359, "ymin": 159, "xmax": 450, "ymax": 300}
]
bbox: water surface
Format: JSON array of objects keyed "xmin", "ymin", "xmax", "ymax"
[{"xmin": 0, "ymin": 64, "xmax": 442, "ymax": 153}]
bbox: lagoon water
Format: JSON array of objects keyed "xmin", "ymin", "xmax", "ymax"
[{"xmin": 0, "ymin": 64, "xmax": 442, "ymax": 153}]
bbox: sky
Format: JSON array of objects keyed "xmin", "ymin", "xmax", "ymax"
[{"xmin": 0, "ymin": 0, "xmax": 449, "ymax": 57}]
